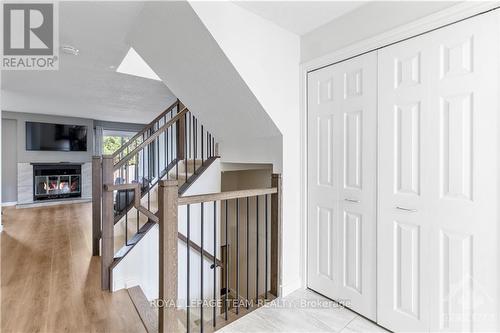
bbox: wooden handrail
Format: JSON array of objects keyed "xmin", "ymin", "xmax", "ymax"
[
  {"xmin": 112, "ymin": 99, "xmax": 179, "ymax": 159},
  {"xmin": 113, "ymin": 107, "xmax": 189, "ymax": 170},
  {"xmin": 177, "ymin": 232, "xmax": 223, "ymax": 267},
  {"xmin": 178, "ymin": 187, "xmax": 277, "ymax": 206}
]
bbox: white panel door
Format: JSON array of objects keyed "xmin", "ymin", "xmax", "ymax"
[
  {"xmin": 378, "ymin": 32, "xmax": 432, "ymax": 332},
  {"xmin": 308, "ymin": 52, "xmax": 377, "ymax": 320},
  {"xmin": 378, "ymin": 12, "xmax": 499, "ymax": 332}
]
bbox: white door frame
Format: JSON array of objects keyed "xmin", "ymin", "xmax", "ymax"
[{"xmin": 299, "ymin": 2, "xmax": 500, "ymax": 290}]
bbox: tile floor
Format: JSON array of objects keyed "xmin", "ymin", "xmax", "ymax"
[{"xmin": 217, "ymin": 289, "xmax": 389, "ymax": 333}]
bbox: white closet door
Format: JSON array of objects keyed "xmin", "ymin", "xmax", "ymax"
[
  {"xmin": 378, "ymin": 12, "xmax": 499, "ymax": 332},
  {"xmin": 308, "ymin": 52, "xmax": 377, "ymax": 320},
  {"xmin": 377, "ymin": 31, "xmax": 432, "ymax": 332}
]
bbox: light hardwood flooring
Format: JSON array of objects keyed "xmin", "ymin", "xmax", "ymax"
[
  {"xmin": 1, "ymin": 203, "xmax": 146, "ymax": 333},
  {"xmin": 217, "ymin": 289, "xmax": 388, "ymax": 333}
]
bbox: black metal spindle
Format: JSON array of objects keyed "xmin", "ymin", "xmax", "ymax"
[
  {"xmin": 201, "ymin": 125, "xmax": 204, "ymax": 164},
  {"xmin": 207, "ymin": 133, "xmax": 210, "ymax": 159},
  {"xmin": 200, "ymin": 202, "xmax": 204, "ymax": 333},
  {"xmin": 171, "ymin": 110, "xmax": 174, "ymax": 164},
  {"xmin": 224, "ymin": 200, "xmax": 228, "ymax": 320},
  {"xmin": 213, "ymin": 201, "xmax": 217, "ymax": 327},
  {"xmin": 147, "ymin": 146, "xmax": 151, "ymax": 210},
  {"xmin": 141, "ymin": 137, "xmax": 145, "ymax": 202},
  {"xmin": 187, "ymin": 204, "xmax": 191, "ymax": 332},
  {"xmin": 185, "ymin": 113, "xmax": 188, "ymax": 184},
  {"xmin": 236, "ymin": 198, "xmax": 240, "ymax": 314},
  {"xmin": 164, "ymin": 116, "xmax": 167, "ymax": 173},
  {"xmin": 193, "ymin": 116, "xmax": 196, "ymax": 175},
  {"xmin": 189, "ymin": 112, "xmax": 192, "ymax": 160},
  {"xmin": 265, "ymin": 194, "xmax": 268, "ymax": 300},
  {"xmin": 256, "ymin": 196, "xmax": 259, "ymax": 301},
  {"xmin": 212, "ymin": 137, "xmax": 215, "ymax": 156},
  {"xmin": 156, "ymin": 135, "xmax": 160, "ymax": 180},
  {"xmin": 246, "ymin": 196, "xmax": 249, "ymax": 309},
  {"xmin": 207, "ymin": 132, "xmax": 210, "ymax": 159},
  {"xmin": 136, "ymin": 151, "xmax": 140, "ymax": 233},
  {"xmin": 125, "ymin": 161, "xmax": 129, "ymax": 246}
]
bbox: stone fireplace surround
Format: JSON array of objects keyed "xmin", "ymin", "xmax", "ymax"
[{"xmin": 17, "ymin": 162, "xmax": 91, "ymax": 205}]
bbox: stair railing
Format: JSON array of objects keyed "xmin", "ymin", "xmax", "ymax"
[
  {"xmin": 93, "ymin": 99, "xmax": 218, "ymax": 291},
  {"xmin": 157, "ymin": 174, "xmax": 283, "ymax": 333}
]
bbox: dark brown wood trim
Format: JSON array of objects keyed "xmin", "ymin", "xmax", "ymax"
[
  {"xmin": 178, "ymin": 187, "xmax": 277, "ymax": 206},
  {"xmin": 114, "ymin": 107, "xmax": 188, "ymax": 170},
  {"xmin": 101, "ymin": 155, "xmax": 114, "ymax": 291},
  {"xmin": 92, "ymin": 156, "xmax": 102, "ymax": 256},
  {"xmin": 158, "ymin": 180, "xmax": 179, "ymax": 333},
  {"xmin": 270, "ymin": 173, "xmax": 282, "ymax": 297},
  {"xmin": 112, "ymin": 100, "xmax": 179, "ymax": 159}
]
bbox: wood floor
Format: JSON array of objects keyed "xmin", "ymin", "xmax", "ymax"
[{"xmin": 1, "ymin": 203, "xmax": 146, "ymax": 333}]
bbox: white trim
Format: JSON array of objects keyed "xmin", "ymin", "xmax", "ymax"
[
  {"xmin": 301, "ymin": 2, "xmax": 499, "ymax": 72},
  {"xmin": 299, "ymin": 2, "xmax": 500, "ymax": 293},
  {"xmin": 16, "ymin": 198, "xmax": 91, "ymax": 209},
  {"xmin": 2, "ymin": 201, "xmax": 17, "ymax": 207},
  {"xmin": 281, "ymin": 278, "xmax": 302, "ymax": 297}
]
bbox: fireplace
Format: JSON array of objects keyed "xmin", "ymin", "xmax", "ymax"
[{"xmin": 32, "ymin": 163, "xmax": 82, "ymax": 201}]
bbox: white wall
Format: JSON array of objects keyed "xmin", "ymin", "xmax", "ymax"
[
  {"xmin": 300, "ymin": 1, "xmax": 459, "ymax": 63},
  {"xmin": 190, "ymin": 1, "xmax": 302, "ymax": 295},
  {"xmin": 126, "ymin": 1, "xmax": 281, "ymax": 143}
]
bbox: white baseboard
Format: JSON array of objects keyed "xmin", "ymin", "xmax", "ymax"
[
  {"xmin": 2, "ymin": 201, "xmax": 17, "ymax": 207},
  {"xmin": 16, "ymin": 198, "xmax": 91, "ymax": 209},
  {"xmin": 281, "ymin": 278, "xmax": 302, "ymax": 297}
]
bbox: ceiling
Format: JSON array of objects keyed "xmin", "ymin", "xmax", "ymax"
[
  {"xmin": 232, "ymin": 1, "xmax": 367, "ymax": 35},
  {"xmin": 1, "ymin": 2, "xmax": 176, "ymax": 124}
]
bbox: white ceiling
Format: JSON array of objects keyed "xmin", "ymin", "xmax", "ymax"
[
  {"xmin": 232, "ymin": 1, "xmax": 367, "ymax": 35},
  {"xmin": 1, "ymin": 2, "xmax": 176, "ymax": 124}
]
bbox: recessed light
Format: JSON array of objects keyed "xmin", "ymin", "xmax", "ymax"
[{"xmin": 61, "ymin": 45, "xmax": 79, "ymax": 56}]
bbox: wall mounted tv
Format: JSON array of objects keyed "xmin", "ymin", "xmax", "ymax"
[{"xmin": 26, "ymin": 122, "xmax": 88, "ymax": 152}]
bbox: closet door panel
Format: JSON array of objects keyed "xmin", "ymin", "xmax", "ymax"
[
  {"xmin": 378, "ymin": 34, "xmax": 431, "ymax": 332},
  {"xmin": 426, "ymin": 13, "xmax": 499, "ymax": 332},
  {"xmin": 307, "ymin": 65, "xmax": 342, "ymax": 298},
  {"xmin": 308, "ymin": 52, "xmax": 377, "ymax": 321},
  {"xmin": 378, "ymin": 11, "xmax": 500, "ymax": 332},
  {"xmin": 337, "ymin": 53, "xmax": 377, "ymax": 320}
]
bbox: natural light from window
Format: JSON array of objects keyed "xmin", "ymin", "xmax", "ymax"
[{"xmin": 116, "ymin": 47, "xmax": 161, "ymax": 81}]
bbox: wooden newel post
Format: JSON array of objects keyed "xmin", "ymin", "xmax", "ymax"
[
  {"xmin": 101, "ymin": 155, "xmax": 114, "ymax": 291},
  {"xmin": 158, "ymin": 180, "xmax": 179, "ymax": 333},
  {"xmin": 270, "ymin": 173, "xmax": 282, "ymax": 297},
  {"xmin": 92, "ymin": 156, "xmax": 102, "ymax": 256}
]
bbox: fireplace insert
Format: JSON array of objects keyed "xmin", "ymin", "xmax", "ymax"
[{"xmin": 32, "ymin": 163, "xmax": 82, "ymax": 201}]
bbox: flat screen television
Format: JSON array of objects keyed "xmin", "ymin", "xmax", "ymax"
[{"xmin": 26, "ymin": 122, "xmax": 88, "ymax": 152}]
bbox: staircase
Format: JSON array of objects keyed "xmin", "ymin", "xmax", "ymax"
[
  {"xmin": 92, "ymin": 99, "xmax": 218, "ymax": 263},
  {"xmin": 92, "ymin": 99, "xmax": 283, "ymax": 333}
]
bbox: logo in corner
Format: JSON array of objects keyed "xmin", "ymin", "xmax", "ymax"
[{"xmin": 1, "ymin": 2, "xmax": 58, "ymax": 70}]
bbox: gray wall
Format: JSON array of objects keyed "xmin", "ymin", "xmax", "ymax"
[
  {"xmin": 300, "ymin": 1, "xmax": 459, "ymax": 63},
  {"xmin": 2, "ymin": 111, "xmax": 94, "ymax": 163},
  {"xmin": 1, "ymin": 111, "xmax": 147, "ymax": 204},
  {"xmin": 2, "ymin": 119, "xmax": 18, "ymax": 203}
]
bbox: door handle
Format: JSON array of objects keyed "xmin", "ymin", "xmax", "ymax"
[
  {"xmin": 344, "ymin": 198, "xmax": 360, "ymax": 203},
  {"xmin": 395, "ymin": 206, "xmax": 417, "ymax": 212}
]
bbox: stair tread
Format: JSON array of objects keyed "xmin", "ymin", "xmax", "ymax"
[{"xmin": 127, "ymin": 286, "xmax": 158, "ymax": 333}]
